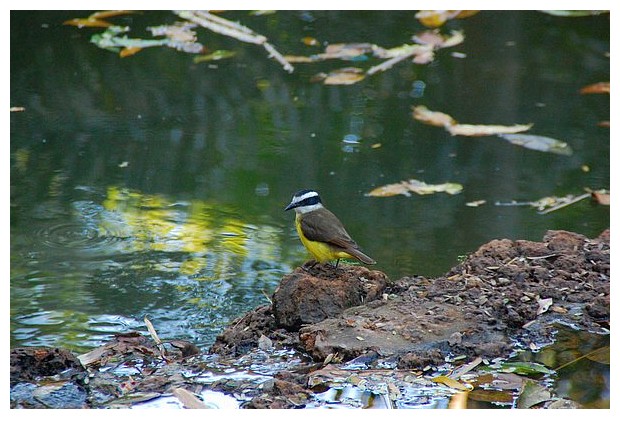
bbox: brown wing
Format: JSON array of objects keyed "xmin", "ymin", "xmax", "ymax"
[
  {"xmin": 300, "ymin": 208, "xmax": 376, "ymax": 264},
  {"xmin": 300, "ymin": 208, "xmax": 359, "ymax": 249}
]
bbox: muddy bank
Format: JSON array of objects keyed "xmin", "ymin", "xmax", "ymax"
[{"xmin": 212, "ymin": 229, "xmax": 609, "ymax": 367}]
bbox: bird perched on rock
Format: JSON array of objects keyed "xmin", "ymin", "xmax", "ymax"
[{"xmin": 285, "ymin": 189, "xmax": 376, "ymax": 267}]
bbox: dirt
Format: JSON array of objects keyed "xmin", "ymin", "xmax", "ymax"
[{"xmin": 10, "ymin": 229, "xmax": 609, "ymax": 409}]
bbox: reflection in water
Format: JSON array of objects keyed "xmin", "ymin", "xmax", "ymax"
[{"xmin": 10, "ymin": 185, "xmax": 292, "ymax": 352}]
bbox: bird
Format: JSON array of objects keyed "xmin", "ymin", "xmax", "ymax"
[{"xmin": 284, "ymin": 189, "xmax": 376, "ymax": 267}]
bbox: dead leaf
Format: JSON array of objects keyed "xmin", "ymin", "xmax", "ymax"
[
  {"xmin": 64, "ymin": 17, "xmax": 114, "ymax": 28},
  {"xmin": 413, "ymin": 30, "xmax": 465, "ymax": 48},
  {"xmin": 148, "ymin": 23, "xmax": 198, "ymax": 43},
  {"xmin": 450, "ymin": 123, "xmax": 533, "ymax": 136},
  {"xmin": 517, "ymin": 380, "xmax": 551, "ymax": 409},
  {"xmin": 580, "ymin": 82, "xmax": 610, "ymax": 94},
  {"xmin": 540, "ymin": 10, "xmax": 609, "ymax": 17},
  {"xmin": 323, "ymin": 67, "xmax": 365, "ymax": 85},
  {"xmin": 451, "ymin": 357, "xmax": 483, "ymax": 378},
  {"xmin": 120, "ymin": 46, "xmax": 142, "ymax": 57},
  {"xmin": 323, "ymin": 43, "xmax": 376, "ymax": 59},
  {"xmin": 63, "ymin": 10, "xmax": 135, "ymax": 28},
  {"xmin": 284, "ymin": 55, "xmax": 316, "ymax": 63},
  {"xmin": 432, "ymin": 375, "xmax": 472, "ymax": 391},
  {"xmin": 412, "ymin": 105, "xmax": 533, "ymax": 138},
  {"xmin": 172, "ymin": 388, "xmax": 209, "ymax": 409},
  {"xmin": 412, "ymin": 105, "xmax": 456, "ymax": 128},
  {"xmin": 367, "ymin": 179, "xmax": 463, "ymax": 197},
  {"xmin": 466, "ymin": 200, "xmax": 486, "ymax": 207},
  {"xmin": 497, "ymin": 133, "xmax": 573, "ymax": 155},
  {"xmin": 536, "ymin": 297, "xmax": 553, "ymax": 315},
  {"xmin": 467, "ymin": 388, "xmax": 514, "ymax": 404},
  {"xmin": 591, "ymin": 190, "xmax": 610, "ymax": 205},
  {"xmin": 90, "ymin": 10, "xmax": 136, "ymax": 20}
]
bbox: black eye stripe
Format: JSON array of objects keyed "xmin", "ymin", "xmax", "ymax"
[{"xmin": 301, "ymin": 195, "xmax": 321, "ymax": 206}]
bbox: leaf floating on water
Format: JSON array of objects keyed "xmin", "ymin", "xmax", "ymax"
[
  {"xmin": 412, "ymin": 105, "xmax": 533, "ymax": 138},
  {"xmin": 64, "ymin": 17, "xmax": 113, "ymax": 28},
  {"xmin": 497, "ymin": 133, "xmax": 573, "ymax": 155},
  {"xmin": 322, "ymin": 43, "xmax": 380, "ymax": 60},
  {"xmin": 412, "ymin": 105, "xmax": 456, "ymax": 128},
  {"xmin": 591, "ymin": 189, "xmax": 610, "ymax": 205},
  {"xmin": 91, "ymin": 26, "xmax": 168, "ymax": 53},
  {"xmin": 467, "ymin": 389, "xmax": 514, "ymax": 405},
  {"xmin": 284, "ymin": 55, "xmax": 317, "ymax": 63},
  {"xmin": 450, "ymin": 123, "xmax": 533, "ymax": 137},
  {"xmin": 322, "ymin": 67, "xmax": 366, "ymax": 85},
  {"xmin": 580, "ymin": 81, "xmax": 610, "ymax": 94},
  {"xmin": 367, "ymin": 179, "xmax": 463, "ymax": 197},
  {"xmin": 148, "ymin": 22, "xmax": 199, "ymax": 43},
  {"xmin": 64, "ymin": 10, "xmax": 136, "ymax": 28},
  {"xmin": 193, "ymin": 50, "xmax": 237, "ymax": 63},
  {"xmin": 90, "ymin": 24, "xmax": 204, "ymax": 56},
  {"xmin": 497, "ymin": 361, "xmax": 554, "ymax": 376},
  {"xmin": 120, "ymin": 46, "xmax": 142, "ymax": 57},
  {"xmin": 466, "ymin": 200, "xmax": 486, "ymax": 207},
  {"xmin": 412, "ymin": 29, "xmax": 465, "ymax": 49},
  {"xmin": 539, "ymin": 10, "xmax": 609, "ymax": 17},
  {"xmin": 517, "ymin": 380, "xmax": 551, "ymax": 409}
]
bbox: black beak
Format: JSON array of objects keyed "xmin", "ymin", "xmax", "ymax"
[{"xmin": 284, "ymin": 201, "xmax": 297, "ymax": 211}]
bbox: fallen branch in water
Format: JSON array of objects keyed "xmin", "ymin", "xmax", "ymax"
[{"xmin": 176, "ymin": 10, "xmax": 294, "ymax": 73}]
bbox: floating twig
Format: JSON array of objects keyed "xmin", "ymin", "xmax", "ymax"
[{"xmin": 538, "ymin": 193, "xmax": 590, "ymax": 214}]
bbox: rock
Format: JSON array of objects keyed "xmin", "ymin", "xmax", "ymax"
[
  {"xmin": 10, "ymin": 347, "xmax": 85, "ymax": 386},
  {"xmin": 272, "ymin": 264, "xmax": 390, "ymax": 330},
  {"xmin": 299, "ymin": 295, "xmax": 475, "ymax": 363}
]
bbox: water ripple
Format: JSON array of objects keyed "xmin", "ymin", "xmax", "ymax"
[{"xmin": 35, "ymin": 222, "xmax": 124, "ymax": 250}]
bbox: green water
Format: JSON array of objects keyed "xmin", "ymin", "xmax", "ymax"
[{"xmin": 10, "ymin": 11, "xmax": 609, "ymax": 352}]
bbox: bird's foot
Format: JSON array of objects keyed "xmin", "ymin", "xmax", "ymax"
[{"xmin": 301, "ymin": 260, "xmax": 320, "ymax": 272}]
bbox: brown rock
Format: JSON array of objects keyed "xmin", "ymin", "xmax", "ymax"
[
  {"xmin": 272, "ymin": 264, "xmax": 390, "ymax": 331},
  {"xmin": 10, "ymin": 347, "xmax": 85, "ymax": 386},
  {"xmin": 544, "ymin": 230, "xmax": 587, "ymax": 253}
]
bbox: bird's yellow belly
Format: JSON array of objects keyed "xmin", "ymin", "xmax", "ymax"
[{"xmin": 295, "ymin": 218, "xmax": 351, "ymax": 263}]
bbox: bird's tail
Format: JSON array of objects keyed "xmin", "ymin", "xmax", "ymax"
[{"xmin": 347, "ymin": 247, "xmax": 376, "ymax": 265}]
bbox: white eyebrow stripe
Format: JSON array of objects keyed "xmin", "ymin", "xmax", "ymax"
[{"xmin": 293, "ymin": 190, "xmax": 319, "ymax": 203}]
